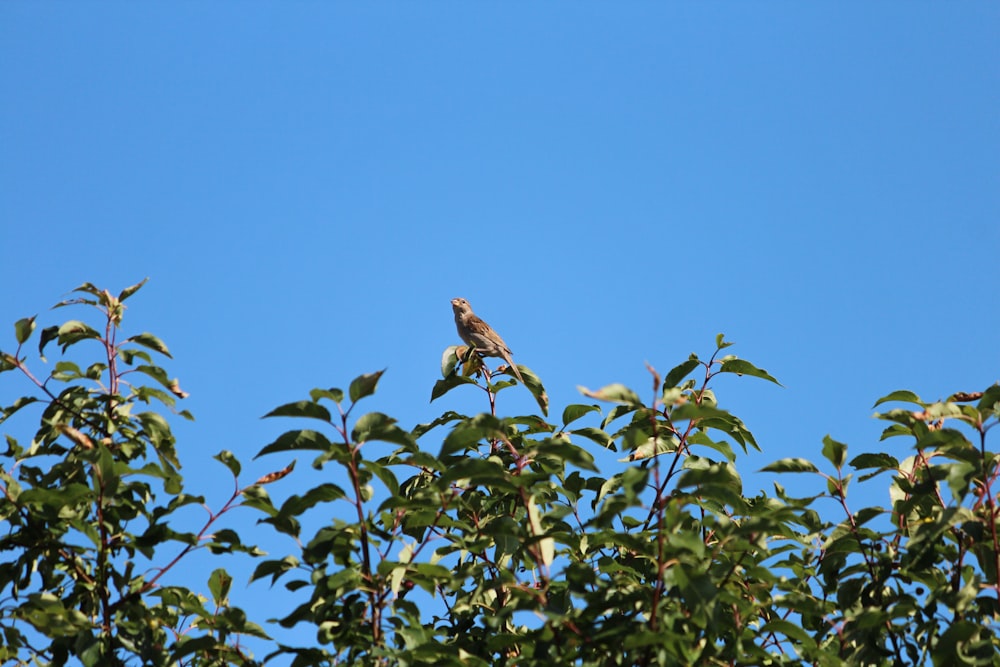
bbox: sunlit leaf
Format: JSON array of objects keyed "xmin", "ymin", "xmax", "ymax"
[
  {"xmin": 578, "ymin": 383, "xmax": 643, "ymax": 407},
  {"xmin": 872, "ymin": 389, "xmax": 922, "ymax": 408},
  {"xmin": 14, "ymin": 317, "xmax": 36, "ymax": 344},
  {"xmin": 760, "ymin": 458, "xmax": 819, "ymax": 473}
]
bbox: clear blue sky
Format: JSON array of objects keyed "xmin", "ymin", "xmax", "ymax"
[{"xmin": 2, "ymin": 3, "xmax": 998, "ymax": 659}]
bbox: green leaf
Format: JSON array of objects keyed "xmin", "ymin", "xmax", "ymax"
[
  {"xmin": 760, "ymin": 458, "xmax": 819, "ymax": 473},
  {"xmin": 664, "ymin": 357, "xmax": 700, "ymax": 389},
  {"xmin": 364, "ymin": 460, "xmax": 400, "ymax": 495},
  {"xmin": 578, "ymin": 383, "xmax": 643, "ymax": 407},
  {"xmin": 534, "ymin": 437, "xmax": 598, "ymax": 472},
  {"xmin": 71, "ymin": 282, "xmax": 103, "ymax": 298},
  {"xmin": 277, "ymin": 484, "xmax": 346, "ymax": 517},
  {"xmin": 37, "ymin": 325, "xmax": 58, "ymax": 360},
  {"xmin": 256, "ymin": 430, "xmax": 334, "ymax": 458},
  {"xmin": 430, "ymin": 374, "xmax": 479, "ymax": 402},
  {"xmin": 440, "ymin": 418, "xmax": 502, "ymax": 457},
  {"xmin": 251, "ymin": 556, "xmax": 300, "ymax": 585},
  {"xmin": 976, "ymin": 383, "xmax": 1000, "ymax": 412},
  {"xmin": 570, "ymin": 426, "xmax": 616, "ymax": 450},
  {"xmin": 821, "ymin": 435, "xmax": 847, "ymax": 469},
  {"xmin": 687, "ymin": 431, "xmax": 736, "ymax": 462},
  {"xmin": 214, "ymin": 450, "xmax": 242, "ymax": 477},
  {"xmin": 55, "ymin": 320, "xmax": 101, "ymax": 351},
  {"xmin": 125, "ymin": 332, "xmax": 172, "ymax": 358},
  {"xmin": 561, "ymin": 404, "xmax": 600, "ymax": 427},
  {"xmin": 263, "ymin": 401, "xmax": 332, "ymax": 422},
  {"xmin": 872, "ymin": 389, "xmax": 922, "ymax": 408},
  {"xmin": 208, "ymin": 568, "xmax": 233, "ymax": 605},
  {"xmin": 0, "ymin": 396, "xmax": 39, "ymax": 425},
  {"xmin": 14, "ymin": 317, "xmax": 36, "ymax": 344},
  {"xmin": 351, "ymin": 412, "xmax": 415, "ymax": 448},
  {"xmin": 309, "ymin": 387, "xmax": 344, "ymax": 404},
  {"xmin": 52, "ymin": 361, "xmax": 83, "ymax": 381},
  {"xmin": 718, "ymin": 358, "xmax": 781, "ymax": 385},
  {"xmin": 715, "ymin": 333, "xmax": 733, "ymax": 349},
  {"xmin": 677, "ymin": 458, "xmax": 743, "ymax": 497},
  {"xmin": 516, "ymin": 365, "xmax": 549, "ymax": 417},
  {"xmin": 441, "ymin": 345, "xmax": 462, "ymax": 377},
  {"xmin": 118, "ymin": 278, "xmax": 149, "ymax": 301},
  {"xmin": 349, "ymin": 369, "xmax": 385, "ymax": 403},
  {"xmin": 759, "ymin": 619, "xmax": 818, "ymax": 650},
  {"xmin": 850, "ymin": 452, "xmax": 899, "ymax": 470}
]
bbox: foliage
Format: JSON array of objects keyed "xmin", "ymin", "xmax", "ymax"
[
  {"xmin": 1, "ymin": 283, "xmax": 998, "ymax": 666},
  {"xmin": 0, "ymin": 282, "xmax": 275, "ymax": 666}
]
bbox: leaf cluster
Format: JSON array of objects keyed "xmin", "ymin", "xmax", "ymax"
[{"xmin": 2, "ymin": 284, "xmax": 998, "ymax": 667}]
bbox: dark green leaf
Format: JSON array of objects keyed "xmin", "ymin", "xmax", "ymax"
[
  {"xmin": 37, "ymin": 325, "xmax": 59, "ymax": 360},
  {"xmin": 214, "ymin": 450, "xmax": 242, "ymax": 477},
  {"xmin": 55, "ymin": 320, "xmax": 101, "ymax": 351},
  {"xmin": 687, "ymin": 431, "xmax": 737, "ymax": 462},
  {"xmin": 277, "ymin": 484, "xmax": 346, "ymax": 517},
  {"xmin": 664, "ymin": 357, "xmax": 700, "ymax": 389},
  {"xmin": 263, "ymin": 401, "xmax": 332, "ymax": 422},
  {"xmin": 208, "ymin": 568, "xmax": 233, "ymax": 605},
  {"xmin": 872, "ymin": 389, "xmax": 922, "ymax": 408},
  {"xmin": 561, "ymin": 404, "xmax": 600, "ymax": 427},
  {"xmin": 759, "ymin": 619, "xmax": 817, "ymax": 649},
  {"xmin": 364, "ymin": 460, "xmax": 399, "ymax": 495},
  {"xmin": 1, "ymin": 396, "xmax": 39, "ymax": 425},
  {"xmin": 570, "ymin": 426, "xmax": 616, "ymax": 450},
  {"xmin": 430, "ymin": 374, "xmax": 479, "ymax": 402},
  {"xmin": 719, "ymin": 358, "xmax": 781, "ymax": 385},
  {"xmin": 821, "ymin": 435, "xmax": 847, "ymax": 469},
  {"xmin": 256, "ymin": 430, "xmax": 335, "ymax": 458},
  {"xmin": 117, "ymin": 278, "xmax": 149, "ymax": 301},
  {"xmin": 850, "ymin": 452, "xmax": 899, "ymax": 470},
  {"xmin": 251, "ymin": 556, "xmax": 300, "ymax": 585},
  {"xmin": 976, "ymin": 383, "xmax": 1000, "ymax": 412},
  {"xmin": 440, "ymin": 419, "xmax": 502, "ymax": 457},
  {"xmin": 349, "ymin": 369, "xmax": 385, "ymax": 403},
  {"xmin": 351, "ymin": 412, "xmax": 415, "ymax": 448},
  {"xmin": 516, "ymin": 365, "xmax": 549, "ymax": 417}
]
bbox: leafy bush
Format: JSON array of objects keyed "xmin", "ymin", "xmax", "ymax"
[{"xmin": 1, "ymin": 283, "xmax": 997, "ymax": 666}]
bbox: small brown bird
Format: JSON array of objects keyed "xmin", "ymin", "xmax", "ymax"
[{"xmin": 451, "ymin": 297, "xmax": 525, "ymax": 383}]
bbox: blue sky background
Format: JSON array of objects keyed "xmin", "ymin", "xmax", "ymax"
[{"xmin": 2, "ymin": 3, "xmax": 998, "ymax": 660}]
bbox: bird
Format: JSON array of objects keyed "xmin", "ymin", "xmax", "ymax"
[{"xmin": 451, "ymin": 297, "xmax": 525, "ymax": 383}]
